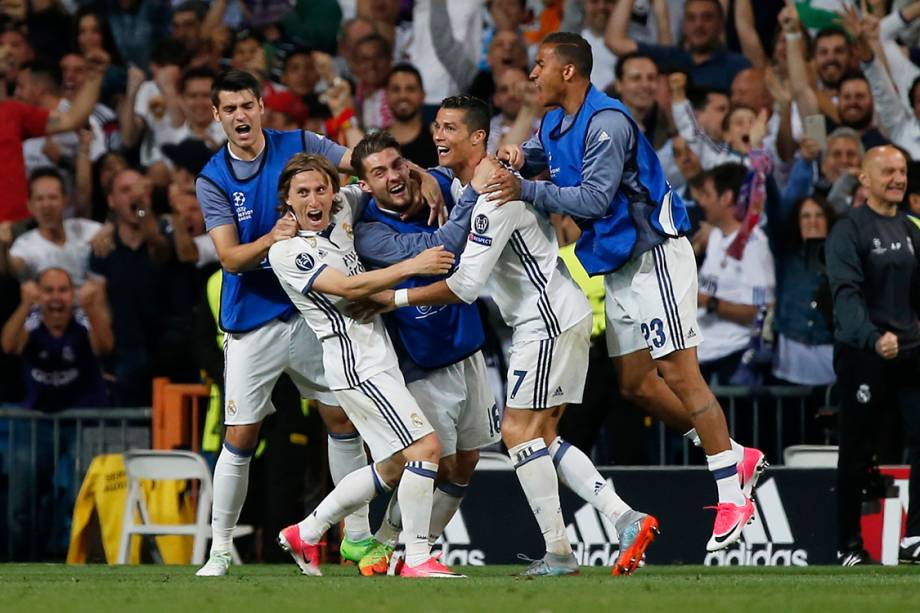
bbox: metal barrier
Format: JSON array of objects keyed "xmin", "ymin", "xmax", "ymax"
[
  {"xmin": 0, "ymin": 407, "xmax": 151, "ymax": 561},
  {"xmin": 655, "ymin": 384, "xmax": 831, "ymax": 466}
]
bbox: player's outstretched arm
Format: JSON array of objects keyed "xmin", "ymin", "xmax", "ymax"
[
  {"xmin": 310, "ymin": 246, "xmax": 455, "ymax": 301},
  {"xmin": 209, "ymin": 215, "xmax": 297, "ymax": 273}
]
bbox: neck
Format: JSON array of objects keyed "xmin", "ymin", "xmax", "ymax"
[
  {"xmin": 717, "ymin": 215, "xmax": 742, "ymax": 236},
  {"xmin": 389, "ymin": 115, "xmax": 422, "ymax": 143},
  {"xmin": 228, "ymin": 131, "xmax": 265, "ymax": 161},
  {"xmin": 867, "ymin": 197, "xmax": 898, "ymax": 217},
  {"xmin": 44, "ymin": 319, "xmax": 68, "ymax": 337},
  {"xmin": 626, "ymin": 102, "xmax": 651, "ymax": 128},
  {"xmin": 39, "ymin": 224, "xmax": 65, "ymax": 244},
  {"xmin": 561, "ymin": 80, "xmax": 590, "ymax": 116},
  {"xmin": 117, "ymin": 221, "xmax": 144, "ymax": 248},
  {"xmin": 453, "ymin": 150, "xmax": 487, "ymax": 185}
]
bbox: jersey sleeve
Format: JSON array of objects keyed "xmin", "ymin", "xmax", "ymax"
[
  {"xmin": 337, "ymin": 184, "xmax": 366, "ymax": 223},
  {"xmin": 302, "ymin": 130, "xmax": 347, "ymax": 168},
  {"xmin": 445, "ymin": 197, "xmax": 521, "ymax": 304},
  {"xmin": 268, "ymin": 240, "xmax": 328, "ymax": 295},
  {"xmin": 196, "ymin": 177, "xmax": 235, "ymax": 231},
  {"xmin": 7, "ymin": 100, "xmax": 50, "ymax": 140}
]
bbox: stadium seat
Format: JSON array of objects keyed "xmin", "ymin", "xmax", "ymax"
[
  {"xmin": 117, "ymin": 450, "xmax": 252, "ymax": 565},
  {"xmin": 782, "ymin": 445, "xmax": 839, "ymax": 468}
]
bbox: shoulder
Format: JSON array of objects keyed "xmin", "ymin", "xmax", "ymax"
[
  {"xmin": 587, "ymin": 109, "xmax": 633, "ymax": 140},
  {"xmin": 10, "ymin": 228, "xmax": 39, "ymax": 250},
  {"xmin": 68, "ymin": 218, "xmax": 103, "ymax": 237},
  {"xmin": 268, "ymin": 238, "xmax": 296, "ymax": 266}
]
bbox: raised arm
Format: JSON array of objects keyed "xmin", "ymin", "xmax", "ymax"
[
  {"xmin": 605, "ymin": 0, "xmax": 639, "ymax": 57},
  {"xmin": 0, "ymin": 282, "xmax": 37, "ymax": 355},
  {"xmin": 118, "ymin": 65, "xmax": 147, "ymax": 149},
  {"xmin": 429, "ymin": 0, "xmax": 478, "ymax": 93},
  {"xmin": 77, "ymin": 280, "xmax": 114, "ymax": 356},
  {"xmin": 780, "ymin": 2, "xmax": 819, "ymax": 118},
  {"xmin": 734, "ymin": 0, "xmax": 768, "ymax": 69},
  {"xmin": 47, "ymin": 50, "xmax": 107, "ymax": 135}
]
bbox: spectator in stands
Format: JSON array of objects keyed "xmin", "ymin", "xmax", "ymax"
[
  {"xmin": 410, "ymin": 0, "xmax": 483, "ymax": 105},
  {"xmin": 60, "ymin": 53, "xmax": 120, "ymax": 160},
  {"xmin": 279, "ymin": 47, "xmax": 319, "ymax": 100},
  {"xmin": 0, "ymin": 48, "xmax": 108, "ymax": 224},
  {"xmin": 3, "ymin": 168, "xmax": 104, "ymax": 285},
  {"xmin": 766, "ymin": 194, "xmax": 837, "ymax": 386},
  {"xmin": 0, "ymin": 269, "xmax": 111, "ymax": 410},
  {"xmin": 72, "ymin": 8, "xmax": 126, "ymax": 106},
  {"xmin": 606, "ymin": 0, "xmax": 751, "ymax": 92},
  {"xmin": 612, "ymin": 52, "xmax": 671, "ymax": 149},
  {"xmin": 89, "ymin": 168, "xmax": 171, "ymax": 406},
  {"xmin": 385, "ymin": 63, "xmax": 437, "ymax": 169},
  {"xmin": 826, "ymin": 145, "xmax": 920, "ymax": 566},
  {"xmin": 119, "ymin": 38, "xmax": 192, "ymax": 169},
  {"xmin": 171, "ymin": 1, "xmax": 208, "ymax": 58},
  {"xmin": 577, "ymin": 0, "xmax": 619, "ymax": 90},
  {"xmin": 334, "ymin": 16, "xmax": 375, "ymax": 80},
  {"xmin": 263, "ymin": 90, "xmax": 309, "ymax": 130},
  {"xmin": 0, "ymin": 17, "xmax": 34, "ymax": 90},
  {"xmin": 350, "ymin": 33, "xmax": 393, "ymax": 130},
  {"xmin": 487, "ymin": 66, "xmax": 541, "ymax": 155},
  {"xmin": 161, "ymin": 138, "xmax": 218, "ymax": 267},
  {"xmin": 105, "ymin": 0, "xmax": 172, "ymax": 71},
  {"xmin": 813, "ymin": 28, "xmax": 854, "ymax": 98},
  {"xmin": 695, "ymin": 163, "xmax": 776, "ymax": 382},
  {"xmin": 173, "ymin": 67, "xmax": 223, "ymax": 149},
  {"xmin": 228, "ymin": 29, "xmax": 270, "ymax": 82},
  {"xmin": 784, "ymin": 128, "xmax": 864, "ymax": 209}
]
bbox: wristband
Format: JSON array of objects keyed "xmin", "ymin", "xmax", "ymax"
[
  {"xmin": 394, "ymin": 288, "xmax": 410, "ymax": 308},
  {"xmin": 784, "ymin": 32, "xmax": 801, "ymax": 41}
]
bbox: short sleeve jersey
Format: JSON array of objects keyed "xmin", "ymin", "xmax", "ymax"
[
  {"xmin": 10, "ymin": 218, "xmax": 103, "ymax": 285},
  {"xmin": 0, "ymin": 100, "xmax": 50, "ymax": 222},
  {"xmin": 444, "ymin": 181, "xmax": 591, "ymax": 343},
  {"xmin": 268, "ymin": 187, "xmax": 398, "ymax": 390}
]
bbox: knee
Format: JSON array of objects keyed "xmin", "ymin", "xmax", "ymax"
[
  {"xmin": 224, "ymin": 423, "xmax": 261, "ymax": 451},
  {"xmin": 403, "ymin": 432, "xmax": 441, "ymax": 464},
  {"xmin": 376, "ymin": 454, "xmax": 405, "ymax": 488},
  {"xmin": 620, "ymin": 369, "xmax": 660, "ymax": 406},
  {"xmin": 501, "ymin": 410, "xmax": 542, "ymax": 447},
  {"xmin": 318, "ymin": 402, "xmax": 356, "ymax": 435}
]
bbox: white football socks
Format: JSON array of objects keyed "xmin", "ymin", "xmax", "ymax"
[
  {"xmin": 399, "ymin": 461, "xmax": 438, "ymax": 568},
  {"xmin": 429, "ymin": 482, "xmax": 468, "ymax": 545},
  {"xmin": 298, "ymin": 463, "xmax": 390, "ymax": 544},
  {"xmin": 209, "ymin": 443, "xmax": 253, "ymax": 553},
  {"xmin": 549, "ymin": 437, "xmax": 631, "ymax": 523},
  {"xmin": 684, "ymin": 428, "xmax": 746, "ymax": 464},
  {"xmin": 327, "ymin": 433, "xmax": 372, "ymax": 542},
  {"xmin": 707, "ymin": 449, "xmax": 745, "ymax": 506},
  {"xmin": 509, "ymin": 438, "xmax": 570, "ymax": 556},
  {"xmin": 374, "ymin": 491, "xmax": 402, "ymax": 548}
]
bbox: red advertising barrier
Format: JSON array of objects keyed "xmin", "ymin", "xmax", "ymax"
[{"xmin": 860, "ymin": 466, "xmax": 910, "ymax": 565}]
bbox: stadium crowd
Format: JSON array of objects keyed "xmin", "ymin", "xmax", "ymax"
[{"xmin": 0, "ymin": 0, "xmax": 918, "ymax": 567}]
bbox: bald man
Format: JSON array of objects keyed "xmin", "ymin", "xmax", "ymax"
[{"xmin": 826, "ymin": 145, "xmax": 920, "ymax": 565}]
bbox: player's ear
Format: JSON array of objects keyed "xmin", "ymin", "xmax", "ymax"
[
  {"xmin": 562, "ymin": 63, "xmax": 575, "ymax": 82},
  {"xmin": 357, "ymin": 179, "xmax": 372, "ymax": 194}
]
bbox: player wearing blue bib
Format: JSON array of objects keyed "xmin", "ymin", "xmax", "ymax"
[
  {"xmin": 195, "ymin": 70, "xmax": 374, "ymax": 576},
  {"xmin": 488, "ymin": 33, "xmax": 765, "ymax": 554},
  {"xmin": 347, "ymin": 132, "xmax": 500, "ymax": 574}
]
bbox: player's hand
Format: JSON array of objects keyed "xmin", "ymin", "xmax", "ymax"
[
  {"xmin": 20, "ymin": 280, "xmax": 39, "ymax": 307},
  {"xmin": 84, "ymin": 49, "xmax": 111, "ymax": 79},
  {"xmin": 496, "ymin": 144, "xmax": 525, "ymax": 170},
  {"xmin": 471, "ymin": 156, "xmax": 501, "ymax": 193},
  {"xmin": 778, "ymin": 1, "xmax": 800, "ymax": 34},
  {"xmin": 415, "ymin": 169, "xmax": 447, "ymax": 226},
  {"xmin": 482, "ymin": 166, "xmax": 522, "ymax": 206},
  {"xmin": 875, "ymin": 331, "xmax": 899, "ymax": 360},
  {"xmin": 748, "ymin": 108, "xmax": 769, "ymax": 150},
  {"xmin": 346, "ymin": 290, "xmax": 396, "ymax": 322},
  {"xmin": 799, "ymin": 137, "xmax": 821, "ymax": 161},
  {"xmin": 269, "ymin": 214, "xmax": 298, "ymax": 244},
  {"xmin": 409, "ymin": 245, "xmax": 455, "ymax": 276}
]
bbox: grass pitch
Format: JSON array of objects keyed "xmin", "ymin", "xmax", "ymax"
[{"xmin": 0, "ymin": 564, "xmax": 918, "ymax": 613}]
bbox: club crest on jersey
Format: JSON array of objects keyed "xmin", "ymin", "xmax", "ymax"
[
  {"xmin": 474, "ymin": 214, "xmax": 490, "ymax": 234},
  {"xmin": 342, "ymin": 222, "xmax": 354, "ymax": 238},
  {"xmin": 295, "ymin": 252, "xmax": 315, "ymax": 271}
]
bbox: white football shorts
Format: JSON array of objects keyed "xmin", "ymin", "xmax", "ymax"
[
  {"xmin": 407, "ymin": 351, "xmax": 501, "ymax": 457},
  {"xmin": 333, "ymin": 367, "xmax": 435, "ymax": 461},
  {"xmin": 223, "ymin": 316, "xmax": 338, "ymax": 426},
  {"xmin": 505, "ymin": 314, "xmax": 591, "ymax": 410},
  {"xmin": 605, "ymin": 236, "xmax": 703, "ymax": 360}
]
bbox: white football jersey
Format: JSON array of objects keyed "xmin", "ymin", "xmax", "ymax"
[
  {"xmin": 697, "ymin": 226, "xmax": 775, "ymax": 363},
  {"xmin": 269, "ymin": 187, "xmax": 398, "ymax": 390},
  {"xmin": 444, "ymin": 185, "xmax": 591, "ymax": 343}
]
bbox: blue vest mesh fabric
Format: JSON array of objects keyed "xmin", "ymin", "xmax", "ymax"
[
  {"xmin": 198, "ymin": 130, "xmax": 305, "ymax": 332},
  {"xmin": 359, "ymin": 171, "xmax": 485, "ymax": 369},
  {"xmin": 540, "ymin": 86, "xmax": 690, "ymax": 275}
]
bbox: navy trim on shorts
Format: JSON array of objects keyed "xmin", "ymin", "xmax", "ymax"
[
  {"xmin": 652, "ymin": 244, "xmax": 685, "ymax": 351},
  {"xmin": 306, "ymin": 291, "xmax": 360, "ymax": 387},
  {"xmin": 357, "ymin": 380, "xmax": 414, "ymax": 448},
  {"xmin": 509, "ymin": 230, "xmax": 561, "ymax": 338}
]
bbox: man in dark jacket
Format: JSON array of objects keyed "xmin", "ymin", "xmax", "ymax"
[{"xmin": 826, "ymin": 145, "xmax": 920, "ymax": 566}]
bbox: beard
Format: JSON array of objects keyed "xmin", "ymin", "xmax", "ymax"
[
  {"xmin": 391, "ymin": 104, "xmax": 420, "ymax": 122},
  {"xmin": 840, "ymin": 109, "xmax": 872, "ymax": 131}
]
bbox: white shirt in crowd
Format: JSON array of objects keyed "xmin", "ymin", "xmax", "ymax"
[
  {"xmin": 9, "ymin": 218, "xmax": 103, "ymax": 285},
  {"xmin": 444, "ymin": 180, "xmax": 591, "ymax": 343},
  {"xmin": 409, "ymin": 0, "xmax": 483, "ymax": 105},
  {"xmin": 269, "ymin": 186, "xmax": 397, "ymax": 390},
  {"xmin": 696, "ymin": 226, "xmax": 775, "ymax": 364}
]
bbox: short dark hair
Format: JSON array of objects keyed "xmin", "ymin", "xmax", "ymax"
[
  {"xmin": 814, "ymin": 27, "xmax": 851, "ymax": 48},
  {"xmin": 542, "ymin": 31, "xmax": 593, "ymax": 77},
  {"xmin": 688, "ymin": 85, "xmax": 728, "ymax": 112},
  {"xmin": 722, "ymin": 104, "xmax": 755, "ymax": 132},
  {"xmin": 839, "ymin": 71, "xmax": 869, "ymax": 90},
  {"xmin": 351, "ymin": 131, "xmax": 402, "ymax": 180},
  {"xmin": 706, "ymin": 163, "xmax": 748, "ymax": 203},
  {"xmin": 614, "ymin": 51, "xmax": 657, "ymax": 82},
  {"xmin": 686, "ymin": 0, "xmax": 724, "ymax": 20},
  {"xmin": 440, "ymin": 95, "xmax": 491, "ymax": 142},
  {"xmin": 211, "ymin": 69, "xmax": 262, "ymax": 106},
  {"xmin": 21, "ymin": 60, "xmax": 62, "ymax": 94},
  {"xmin": 28, "ymin": 167, "xmax": 66, "ymax": 197},
  {"xmin": 174, "ymin": 0, "xmax": 207, "ymax": 20},
  {"xmin": 180, "ymin": 66, "xmax": 216, "ymax": 93},
  {"xmin": 150, "ymin": 37, "xmax": 192, "ymax": 67},
  {"xmin": 387, "ymin": 63, "xmax": 423, "ymax": 89},
  {"xmin": 354, "ymin": 32, "xmax": 391, "ymax": 57},
  {"xmin": 282, "ymin": 46, "xmax": 313, "ymax": 73}
]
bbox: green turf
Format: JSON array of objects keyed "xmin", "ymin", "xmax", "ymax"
[{"xmin": 0, "ymin": 564, "xmax": 918, "ymax": 613}]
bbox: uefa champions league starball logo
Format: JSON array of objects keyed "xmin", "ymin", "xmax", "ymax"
[
  {"xmin": 295, "ymin": 253, "xmax": 315, "ymax": 272},
  {"xmin": 474, "ymin": 214, "xmax": 489, "ymax": 234}
]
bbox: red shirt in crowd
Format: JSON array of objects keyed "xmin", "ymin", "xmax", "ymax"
[{"xmin": 0, "ymin": 100, "xmax": 50, "ymax": 222}]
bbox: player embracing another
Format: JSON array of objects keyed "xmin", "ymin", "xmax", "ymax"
[
  {"xmin": 486, "ymin": 33, "xmax": 766, "ymax": 551},
  {"xmin": 269, "ymin": 153, "xmax": 463, "ymax": 578},
  {"xmin": 195, "ymin": 70, "xmax": 445, "ymax": 576},
  {"xmin": 356, "ymin": 96, "xmax": 658, "ymax": 577},
  {"xmin": 333, "ymin": 131, "xmax": 502, "ymax": 575}
]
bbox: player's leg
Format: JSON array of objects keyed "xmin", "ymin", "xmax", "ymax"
[
  {"xmin": 286, "ymin": 317, "xmax": 374, "ymax": 558},
  {"xmin": 897, "ymin": 355, "xmax": 920, "ymax": 564},
  {"xmin": 198, "ymin": 322, "xmax": 285, "ymax": 577}
]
